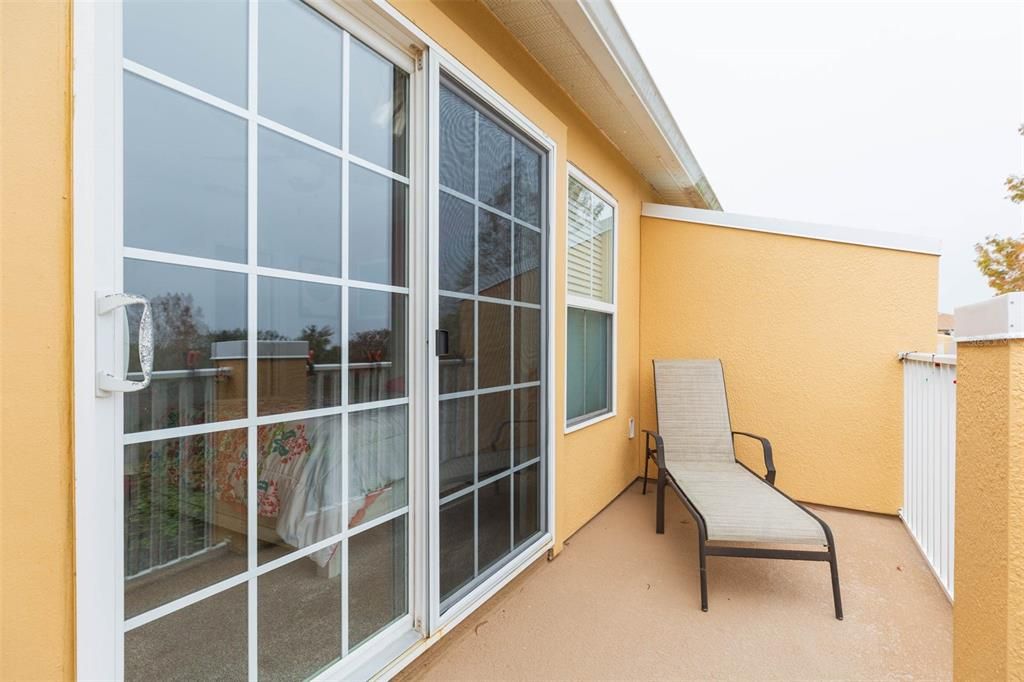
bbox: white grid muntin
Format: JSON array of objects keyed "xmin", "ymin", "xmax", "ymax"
[
  {"xmin": 438, "ymin": 456, "xmax": 543, "ymax": 507},
  {"xmin": 439, "ymin": 288, "xmax": 542, "ymax": 310},
  {"xmin": 123, "ymin": 503, "xmax": 411, "ymax": 633},
  {"xmin": 439, "ymin": 185, "xmax": 542, "ymax": 233},
  {"xmin": 124, "ymin": 246, "xmax": 412, "ymax": 295}
]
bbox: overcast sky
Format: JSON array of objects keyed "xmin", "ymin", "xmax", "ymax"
[{"xmin": 613, "ymin": 1, "xmax": 1023, "ymax": 312}]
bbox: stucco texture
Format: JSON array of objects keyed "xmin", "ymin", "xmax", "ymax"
[
  {"xmin": 392, "ymin": 0, "xmax": 659, "ymax": 552},
  {"xmin": 953, "ymin": 339, "xmax": 1024, "ymax": 680},
  {"xmin": 0, "ymin": 0, "xmax": 76, "ymax": 679},
  {"xmin": 639, "ymin": 217, "xmax": 939, "ymax": 514}
]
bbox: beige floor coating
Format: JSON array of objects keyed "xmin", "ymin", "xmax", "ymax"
[{"xmin": 400, "ymin": 481, "xmax": 952, "ymax": 681}]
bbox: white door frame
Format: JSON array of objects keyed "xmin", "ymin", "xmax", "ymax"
[{"xmin": 72, "ymin": 1, "xmax": 557, "ymax": 679}]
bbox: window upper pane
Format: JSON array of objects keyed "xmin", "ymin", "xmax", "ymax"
[
  {"xmin": 259, "ymin": 0, "xmax": 343, "ymax": 147},
  {"xmin": 124, "ymin": 0, "xmax": 248, "ymax": 106},
  {"xmin": 124, "ymin": 74, "xmax": 247, "ymax": 263},
  {"xmin": 349, "ymin": 38, "xmax": 409, "ymax": 175},
  {"xmin": 567, "ymin": 177, "xmax": 614, "ymax": 304}
]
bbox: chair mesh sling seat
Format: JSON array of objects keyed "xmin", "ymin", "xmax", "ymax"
[{"xmin": 643, "ymin": 359, "xmax": 843, "ymax": 620}]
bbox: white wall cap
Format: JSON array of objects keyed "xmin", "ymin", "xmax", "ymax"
[
  {"xmin": 955, "ymin": 293, "xmax": 1024, "ymax": 342},
  {"xmin": 641, "ymin": 203, "xmax": 942, "ymax": 256}
]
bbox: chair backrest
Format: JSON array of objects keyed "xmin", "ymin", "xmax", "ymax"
[{"xmin": 653, "ymin": 359, "xmax": 735, "ymax": 464}]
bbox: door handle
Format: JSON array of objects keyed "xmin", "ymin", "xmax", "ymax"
[
  {"xmin": 97, "ymin": 292, "xmax": 153, "ymax": 394},
  {"xmin": 435, "ymin": 329, "xmax": 449, "ymax": 356}
]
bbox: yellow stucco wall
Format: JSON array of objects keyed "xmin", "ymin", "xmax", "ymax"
[
  {"xmin": 391, "ymin": 0, "xmax": 658, "ymax": 550},
  {"xmin": 953, "ymin": 339, "xmax": 1024, "ymax": 680},
  {"xmin": 0, "ymin": 1, "xmax": 76, "ymax": 679},
  {"xmin": 639, "ymin": 217, "xmax": 939, "ymax": 513}
]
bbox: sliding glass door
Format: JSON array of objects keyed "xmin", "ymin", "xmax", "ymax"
[
  {"xmin": 115, "ymin": 1, "xmax": 414, "ymax": 678},
  {"xmin": 435, "ymin": 79, "xmax": 547, "ymax": 612}
]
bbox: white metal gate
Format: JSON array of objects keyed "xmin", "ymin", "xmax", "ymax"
[{"xmin": 899, "ymin": 352, "xmax": 956, "ymax": 599}]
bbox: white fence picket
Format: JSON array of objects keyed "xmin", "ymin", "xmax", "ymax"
[{"xmin": 899, "ymin": 352, "xmax": 956, "ymax": 600}]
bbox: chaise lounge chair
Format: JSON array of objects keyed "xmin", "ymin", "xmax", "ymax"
[{"xmin": 643, "ymin": 359, "xmax": 843, "ymax": 620}]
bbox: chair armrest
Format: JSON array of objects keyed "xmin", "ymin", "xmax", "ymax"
[
  {"xmin": 642, "ymin": 429, "xmax": 666, "ymax": 470},
  {"xmin": 732, "ymin": 431, "xmax": 776, "ymax": 485}
]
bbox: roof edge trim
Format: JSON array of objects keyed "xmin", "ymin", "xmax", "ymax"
[{"xmin": 549, "ymin": 0, "xmax": 720, "ymax": 209}]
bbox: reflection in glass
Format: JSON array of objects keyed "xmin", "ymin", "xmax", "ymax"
[
  {"xmin": 438, "ymin": 297, "xmax": 474, "ymax": 394},
  {"xmin": 258, "ymin": 127, "xmax": 342, "ymax": 277},
  {"xmin": 478, "ymin": 476, "xmax": 511, "ymax": 572},
  {"xmin": 124, "ymin": 0, "xmax": 248, "ymax": 106},
  {"xmin": 514, "ymin": 307, "xmax": 540, "ymax": 383},
  {"xmin": 349, "ymin": 166, "xmax": 407, "ymax": 286},
  {"xmin": 349, "ymin": 405, "xmax": 408, "ymax": 529},
  {"xmin": 566, "ymin": 308, "xmax": 611, "ymax": 420},
  {"xmin": 259, "ymin": 0, "xmax": 343, "ymax": 147},
  {"xmin": 439, "ymin": 85, "xmax": 475, "ymax": 196},
  {"xmin": 514, "ymin": 464, "xmax": 540, "ymax": 547},
  {"xmin": 567, "ymin": 177, "xmax": 614, "ymax": 303},
  {"xmin": 349, "ymin": 516, "xmax": 407, "ymax": 648},
  {"xmin": 585, "ymin": 310, "xmax": 611, "ymax": 415},
  {"xmin": 348, "ymin": 289, "xmax": 407, "ymax": 404},
  {"xmin": 349, "ymin": 39, "xmax": 408, "ymax": 175},
  {"xmin": 257, "ymin": 277, "xmax": 341, "ymax": 415},
  {"xmin": 439, "ymin": 494, "xmax": 474, "ymax": 603},
  {"xmin": 566, "ymin": 307, "xmax": 586, "ymax": 421},
  {"xmin": 255, "ymin": 416, "xmax": 344, "ymax": 564},
  {"xmin": 124, "ymin": 73, "xmax": 247, "ymax": 263},
  {"xmin": 439, "ymin": 193, "xmax": 475, "ymax": 294},
  {"xmin": 514, "ymin": 387, "xmax": 539, "ymax": 466},
  {"xmin": 124, "ymin": 260, "xmax": 247, "ymax": 433},
  {"xmin": 124, "ymin": 430, "xmax": 248, "ymax": 619},
  {"xmin": 514, "ymin": 140, "xmax": 542, "ymax": 227},
  {"xmin": 437, "ymin": 81, "xmax": 547, "ymax": 616},
  {"xmin": 478, "ymin": 303, "xmax": 510, "ymax": 389},
  {"xmin": 514, "ymin": 225, "xmax": 541, "ymax": 305},
  {"xmin": 258, "ymin": 546, "xmax": 342, "ymax": 680},
  {"xmin": 478, "ymin": 209, "xmax": 511, "ymax": 299},
  {"xmin": 125, "ymin": 584, "xmax": 247, "ymax": 682},
  {"xmin": 477, "ymin": 116, "xmax": 511, "ymax": 213},
  {"xmin": 478, "ymin": 391, "xmax": 511, "ymax": 480},
  {"xmin": 439, "ymin": 397, "xmax": 474, "ymax": 498}
]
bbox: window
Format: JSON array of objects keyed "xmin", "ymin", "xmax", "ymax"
[{"xmin": 566, "ymin": 169, "xmax": 615, "ymax": 429}]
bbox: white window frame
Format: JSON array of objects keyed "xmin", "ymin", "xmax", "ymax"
[{"xmin": 564, "ymin": 164, "xmax": 617, "ymax": 434}]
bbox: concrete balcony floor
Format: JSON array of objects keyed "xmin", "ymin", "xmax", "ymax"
[{"xmin": 401, "ymin": 480, "xmax": 951, "ymax": 680}]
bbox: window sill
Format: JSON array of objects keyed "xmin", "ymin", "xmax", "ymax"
[{"xmin": 565, "ymin": 409, "xmax": 616, "ymax": 434}]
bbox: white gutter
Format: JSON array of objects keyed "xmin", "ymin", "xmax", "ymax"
[
  {"xmin": 574, "ymin": 1, "xmax": 719, "ymax": 209},
  {"xmin": 532, "ymin": 0, "xmax": 719, "ymax": 209}
]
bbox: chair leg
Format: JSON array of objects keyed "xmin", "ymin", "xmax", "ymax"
[
  {"xmin": 642, "ymin": 456, "xmax": 650, "ymax": 495},
  {"xmin": 699, "ymin": 535, "xmax": 708, "ymax": 612},
  {"xmin": 655, "ymin": 472, "xmax": 665, "ymax": 534},
  {"xmin": 829, "ymin": 545, "xmax": 844, "ymax": 620}
]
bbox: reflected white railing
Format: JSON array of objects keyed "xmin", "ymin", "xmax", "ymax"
[
  {"xmin": 124, "ymin": 362, "xmax": 395, "ymax": 578},
  {"xmin": 898, "ymin": 352, "xmax": 956, "ymax": 599}
]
